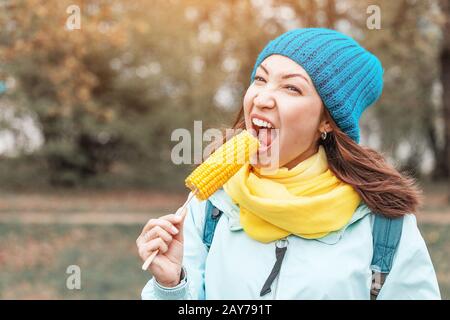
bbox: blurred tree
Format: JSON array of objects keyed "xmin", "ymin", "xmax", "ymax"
[
  {"xmin": 0, "ymin": 0, "xmax": 272, "ymax": 188},
  {"xmin": 2, "ymin": 0, "xmax": 129, "ymax": 185},
  {"xmin": 355, "ymin": 0, "xmax": 443, "ymax": 179}
]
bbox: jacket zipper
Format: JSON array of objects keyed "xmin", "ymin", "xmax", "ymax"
[
  {"xmin": 273, "ymin": 237, "xmax": 289, "ymax": 299},
  {"xmin": 212, "ymin": 207, "xmax": 221, "ymax": 219}
]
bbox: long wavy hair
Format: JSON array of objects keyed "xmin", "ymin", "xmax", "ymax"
[{"xmin": 220, "ymin": 104, "xmax": 424, "ymax": 218}]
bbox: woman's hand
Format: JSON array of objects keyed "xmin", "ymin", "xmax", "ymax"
[{"xmin": 137, "ymin": 207, "xmax": 187, "ymax": 287}]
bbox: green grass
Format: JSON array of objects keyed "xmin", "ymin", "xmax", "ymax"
[
  {"xmin": 0, "ymin": 224, "xmax": 149, "ymax": 299},
  {"xmin": 0, "ymin": 222, "xmax": 448, "ymax": 299},
  {"xmin": 420, "ymin": 224, "xmax": 450, "ymax": 299}
]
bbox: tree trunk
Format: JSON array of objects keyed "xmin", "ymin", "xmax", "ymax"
[
  {"xmin": 435, "ymin": 0, "xmax": 450, "ymax": 181},
  {"xmin": 441, "ymin": 49, "xmax": 450, "ymax": 179},
  {"xmin": 324, "ymin": 0, "xmax": 337, "ymax": 28}
]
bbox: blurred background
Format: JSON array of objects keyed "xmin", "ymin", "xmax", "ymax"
[{"xmin": 0, "ymin": 0, "xmax": 449, "ymax": 299}]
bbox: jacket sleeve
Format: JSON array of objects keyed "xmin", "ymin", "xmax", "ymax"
[
  {"xmin": 141, "ymin": 194, "xmax": 209, "ymax": 300},
  {"xmin": 377, "ymin": 213, "xmax": 441, "ymax": 300}
]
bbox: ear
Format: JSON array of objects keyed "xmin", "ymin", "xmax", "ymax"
[
  {"xmin": 319, "ymin": 119, "xmax": 333, "ymax": 133},
  {"xmin": 319, "ymin": 105, "xmax": 333, "ymax": 133}
]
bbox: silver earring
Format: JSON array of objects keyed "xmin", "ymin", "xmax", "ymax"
[{"xmin": 321, "ymin": 131, "xmax": 327, "ymax": 140}]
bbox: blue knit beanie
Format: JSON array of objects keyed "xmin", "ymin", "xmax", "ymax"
[{"xmin": 250, "ymin": 28, "xmax": 384, "ymax": 143}]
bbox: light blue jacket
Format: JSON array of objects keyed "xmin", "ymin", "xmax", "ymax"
[{"xmin": 142, "ymin": 189, "xmax": 441, "ymax": 300}]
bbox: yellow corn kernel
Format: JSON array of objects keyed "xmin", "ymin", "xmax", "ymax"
[{"xmin": 185, "ymin": 130, "xmax": 259, "ymax": 200}]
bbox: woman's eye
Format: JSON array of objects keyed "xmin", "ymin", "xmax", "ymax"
[
  {"xmin": 253, "ymin": 77, "xmax": 301, "ymax": 94},
  {"xmin": 286, "ymin": 85, "xmax": 301, "ymax": 94}
]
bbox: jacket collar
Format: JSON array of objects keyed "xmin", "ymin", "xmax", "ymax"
[{"xmin": 208, "ymin": 188, "xmax": 372, "ymax": 244}]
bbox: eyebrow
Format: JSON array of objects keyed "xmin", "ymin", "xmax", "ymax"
[{"xmin": 259, "ymin": 64, "xmax": 310, "ymax": 85}]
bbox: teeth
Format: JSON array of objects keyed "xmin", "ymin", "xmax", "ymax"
[{"xmin": 252, "ymin": 118, "xmax": 273, "ymax": 129}]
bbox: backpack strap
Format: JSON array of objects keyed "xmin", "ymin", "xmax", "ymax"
[
  {"xmin": 202, "ymin": 200, "xmax": 223, "ymax": 251},
  {"xmin": 370, "ymin": 213, "xmax": 404, "ymax": 300}
]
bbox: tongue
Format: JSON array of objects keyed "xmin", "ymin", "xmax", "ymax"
[{"xmin": 258, "ymin": 128, "xmax": 272, "ymax": 146}]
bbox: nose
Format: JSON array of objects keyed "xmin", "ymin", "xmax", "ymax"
[{"xmin": 253, "ymin": 90, "xmax": 275, "ymax": 110}]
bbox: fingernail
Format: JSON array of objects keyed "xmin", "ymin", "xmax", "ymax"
[{"xmin": 171, "ymin": 226, "xmax": 179, "ymax": 234}]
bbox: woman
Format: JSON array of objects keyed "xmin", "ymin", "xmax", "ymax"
[{"xmin": 137, "ymin": 28, "xmax": 441, "ymax": 299}]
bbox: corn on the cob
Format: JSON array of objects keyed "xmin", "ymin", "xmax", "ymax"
[
  {"xmin": 185, "ymin": 130, "xmax": 259, "ymax": 200},
  {"xmin": 142, "ymin": 130, "xmax": 259, "ymax": 271}
]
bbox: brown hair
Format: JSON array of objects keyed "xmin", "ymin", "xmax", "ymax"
[{"xmin": 224, "ymin": 105, "xmax": 423, "ymax": 218}]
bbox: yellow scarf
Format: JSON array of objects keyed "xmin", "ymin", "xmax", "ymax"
[{"xmin": 223, "ymin": 145, "xmax": 362, "ymax": 243}]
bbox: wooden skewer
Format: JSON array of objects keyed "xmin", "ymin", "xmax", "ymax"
[{"xmin": 141, "ymin": 190, "xmax": 197, "ymax": 271}]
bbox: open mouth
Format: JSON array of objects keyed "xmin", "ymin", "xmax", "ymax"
[{"xmin": 250, "ymin": 116, "xmax": 278, "ymax": 151}]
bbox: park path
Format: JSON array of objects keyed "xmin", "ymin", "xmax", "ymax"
[
  {"xmin": 0, "ymin": 212, "xmax": 152, "ymax": 225},
  {"xmin": 0, "ymin": 210, "xmax": 449, "ymax": 225},
  {"xmin": 0, "ymin": 190, "xmax": 448, "ymax": 224}
]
